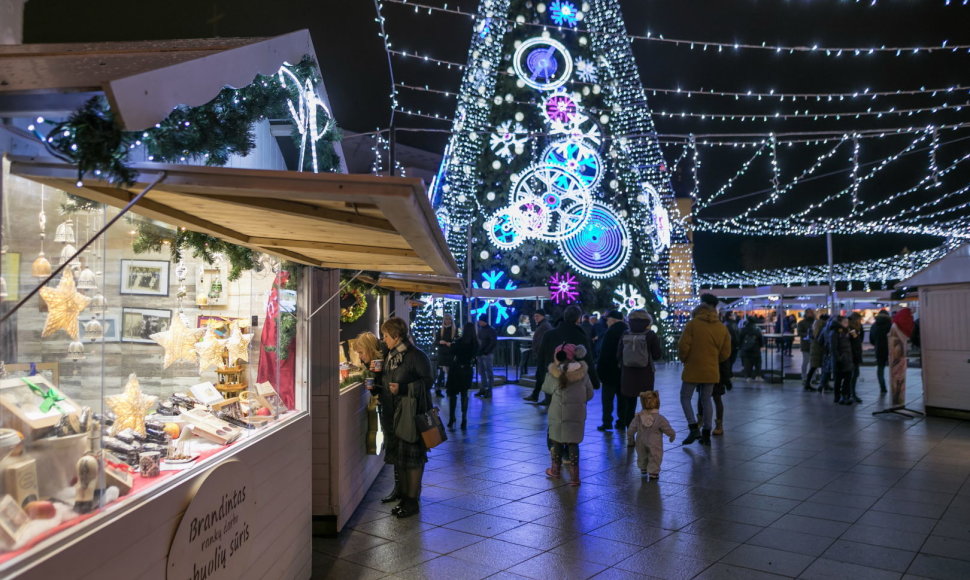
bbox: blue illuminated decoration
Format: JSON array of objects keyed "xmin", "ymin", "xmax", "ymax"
[
  {"xmin": 471, "ymin": 270, "xmax": 519, "ymax": 325},
  {"xmin": 543, "ymin": 141, "xmax": 603, "ymax": 190},
  {"xmin": 513, "ymin": 38, "xmax": 573, "ymax": 91},
  {"xmin": 560, "ymin": 202, "xmax": 632, "ymax": 279},
  {"xmin": 549, "ymin": 1, "xmax": 579, "ymax": 28},
  {"xmin": 527, "ymin": 46, "xmax": 559, "ymax": 84}
]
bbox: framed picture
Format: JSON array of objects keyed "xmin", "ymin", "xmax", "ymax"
[
  {"xmin": 0, "ymin": 494, "xmax": 29, "ymax": 544},
  {"xmin": 120, "ymin": 260, "xmax": 170, "ymax": 296},
  {"xmin": 121, "ymin": 307, "xmax": 172, "ymax": 343},
  {"xmin": 1, "ymin": 252, "xmax": 20, "ymax": 302},
  {"xmin": 79, "ymin": 314, "xmax": 119, "ymax": 342}
]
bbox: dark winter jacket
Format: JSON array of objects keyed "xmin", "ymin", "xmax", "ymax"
[
  {"xmin": 738, "ymin": 323, "xmax": 764, "ymax": 354},
  {"xmin": 618, "ymin": 318, "xmax": 663, "ymax": 398},
  {"xmin": 869, "ymin": 313, "xmax": 892, "ymax": 365},
  {"xmin": 446, "ymin": 333, "xmax": 477, "ymax": 394},
  {"xmin": 596, "ymin": 320, "xmax": 628, "ymax": 385},
  {"xmin": 435, "ymin": 325, "xmax": 458, "ymax": 366},
  {"xmin": 535, "ymin": 323, "xmax": 600, "ymax": 392},
  {"xmin": 384, "ymin": 343, "xmax": 434, "ymax": 414},
  {"xmin": 591, "ymin": 319, "xmax": 608, "ymax": 357},
  {"xmin": 809, "ymin": 318, "xmax": 829, "ymax": 367},
  {"xmin": 724, "ymin": 319, "xmax": 740, "ymax": 357},
  {"xmin": 830, "ymin": 326, "xmax": 855, "ymax": 373},
  {"xmin": 532, "ymin": 318, "xmax": 552, "ymax": 353},
  {"xmin": 477, "ymin": 324, "xmax": 497, "ymax": 356},
  {"xmin": 796, "ymin": 316, "xmax": 816, "ymax": 353}
]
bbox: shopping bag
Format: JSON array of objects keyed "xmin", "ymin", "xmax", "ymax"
[
  {"xmin": 416, "ymin": 407, "xmax": 447, "ymax": 449},
  {"xmin": 394, "ymin": 392, "xmax": 419, "ymax": 443}
]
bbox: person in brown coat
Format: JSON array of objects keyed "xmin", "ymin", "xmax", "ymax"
[
  {"xmin": 678, "ymin": 294, "xmax": 731, "ymax": 446},
  {"xmin": 616, "ymin": 310, "xmax": 663, "ymax": 430}
]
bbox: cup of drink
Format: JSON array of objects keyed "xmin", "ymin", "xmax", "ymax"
[
  {"xmin": 371, "ymin": 360, "xmax": 383, "ymax": 372},
  {"xmin": 365, "ymin": 378, "xmax": 374, "ymax": 389}
]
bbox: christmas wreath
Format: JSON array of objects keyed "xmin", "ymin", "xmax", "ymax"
[{"xmin": 340, "ymin": 288, "xmax": 368, "ymax": 323}]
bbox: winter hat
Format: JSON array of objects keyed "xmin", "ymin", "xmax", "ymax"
[
  {"xmin": 554, "ymin": 343, "xmax": 577, "ymax": 361},
  {"xmin": 892, "ymin": 307, "xmax": 915, "ymax": 338},
  {"xmin": 606, "ymin": 310, "xmax": 624, "ymax": 321},
  {"xmin": 574, "ymin": 344, "xmax": 587, "ymax": 360},
  {"xmin": 629, "ymin": 309, "xmax": 651, "ymax": 322}
]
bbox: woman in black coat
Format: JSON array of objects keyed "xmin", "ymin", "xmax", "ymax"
[
  {"xmin": 446, "ymin": 322, "xmax": 478, "ymax": 430},
  {"xmin": 381, "ymin": 317, "xmax": 434, "ymax": 518},
  {"xmin": 869, "ymin": 310, "xmax": 892, "ymax": 393},
  {"xmin": 434, "ymin": 314, "xmax": 458, "ymax": 397},
  {"xmin": 831, "ymin": 316, "xmax": 855, "ymax": 405},
  {"xmin": 848, "ymin": 312, "xmax": 864, "ymax": 403}
]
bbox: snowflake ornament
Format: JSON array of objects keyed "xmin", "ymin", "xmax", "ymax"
[
  {"xmin": 549, "ymin": 112, "xmax": 602, "ymax": 149},
  {"xmin": 574, "ymin": 57, "xmax": 598, "ymax": 83},
  {"xmin": 549, "ymin": 0, "xmax": 579, "ymax": 28},
  {"xmin": 490, "ymin": 120, "xmax": 529, "ymax": 159},
  {"xmin": 542, "ymin": 91, "xmax": 579, "ymax": 125},
  {"xmin": 613, "ymin": 284, "xmax": 646, "ymax": 314},
  {"xmin": 543, "ymin": 141, "xmax": 603, "ymax": 190},
  {"xmin": 471, "ymin": 270, "xmax": 519, "ymax": 325},
  {"xmin": 548, "ymin": 271, "xmax": 580, "ymax": 304}
]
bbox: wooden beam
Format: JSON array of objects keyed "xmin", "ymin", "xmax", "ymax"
[{"xmin": 247, "ymin": 237, "xmax": 418, "ymax": 258}]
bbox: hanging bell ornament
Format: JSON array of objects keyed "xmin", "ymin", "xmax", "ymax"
[
  {"xmin": 83, "ymin": 317, "xmax": 103, "ymax": 341},
  {"xmin": 59, "ymin": 244, "xmax": 77, "ymax": 266},
  {"xmin": 32, "ymin": 252, "xmax": 52, "ymax": 277},
  {"xmin": 54, "ymin": 220, "xmax": 76, "ymax": 243},
  {"xmin": 67, "ymin": 341, "xmax": 86, "ymax": 361},
  {"xmin": 76, "ymin": 267, "xmax": 98, "ymax": 290},
  {"xmin": 90, "ymin": 293, "xmax": 107, "ymax": 309}
]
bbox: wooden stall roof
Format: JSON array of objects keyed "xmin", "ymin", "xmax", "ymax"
[
  {"xmin": 8, "ymin": 156, "xmax": 459, "ymax": 278},
  {"xmin": 359, "ymin": 274, "xmax": 465, "ymax": 296},
  {"xmin": 0, "ymin": 31, "xmax": 322, "ymax": 131}
]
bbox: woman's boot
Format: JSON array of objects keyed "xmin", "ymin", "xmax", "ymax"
[
  {"xmin": 713, "ymin": 419, "xmax": 724, "ymax": 436},
  {"xmin": 545, "ymin": 447, "xmax": 561, "ymax": 478},
  {"xmin": 567, "ymin": 463, "xmax": 581, "ymax": 486},
  {"xmin": 460, "ymin": 392, "xmax": 469, "ymax": 429},
  {"xmin": 381, "ymin": 467, "xmax": 401, "ymax": 503},
  {"xmin": 700, "ymin": 428, "xmax": 712, "ymax": 446},
  {"xmin": 447, "ymin": 395, "xmax": 457, "ymax": 429},
  {"xmin": 683, "ymin": 424, "xmax": 700, "ymax": 444}
]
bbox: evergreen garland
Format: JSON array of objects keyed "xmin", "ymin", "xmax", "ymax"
[{"xmin": 128, "ymin": 217, "xmax": 259, "ymax": 281}]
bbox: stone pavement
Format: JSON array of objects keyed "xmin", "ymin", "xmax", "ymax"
[{"xmin": 312, "ymin": 363, "xmax": 970, "ymax": 580}]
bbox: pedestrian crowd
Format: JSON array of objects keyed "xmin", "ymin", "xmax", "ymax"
[{"xmin": 353, "ymin": 296, "xmax": 911, "ymax": 518}]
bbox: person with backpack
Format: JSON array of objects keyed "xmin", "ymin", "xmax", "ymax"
[
  {"xmin": 738, "ymin": 317, "xmax": 764, "ymax": 381},
  {"xmin": 616, "ymin": 309, "xmax": 663, "ymax": 431}
]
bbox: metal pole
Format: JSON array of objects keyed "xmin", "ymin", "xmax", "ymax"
[{"xmin": 826, "ymin": 231, "xmax": 835, "ymax": 314}]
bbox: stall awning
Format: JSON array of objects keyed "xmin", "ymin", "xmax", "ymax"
[
  {"xmin": 359, "ymin": 274, "xmax": 465, "ymax": 296},
  {"xmin": 8, "ymin": 156, "xmax": 459, "ymax": 278}
]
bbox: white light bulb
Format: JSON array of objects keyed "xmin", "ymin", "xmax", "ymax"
[
  {"xmin": 480, "ymin": 250, "xmax": 490, "ymax": 260},
  {"xmin": 511, "ymin": 265, "xmax": 521, "ymax": 274}
]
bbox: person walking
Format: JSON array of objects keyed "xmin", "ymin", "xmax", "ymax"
[
  {"xmin": 531, "ymin": 305, "xmax": 599, "ymax": 405},
  {"xmin": 804, "ymin": 313, "xmax": 831, "ymax": 391},
  {"xmin": 446, "ymin": 322, "xmax": 478, "ymax": 429},
  {"xmin": 626, "ymin": 391, "xmax": 675, "ymax": 480},
  {"xmin": 738, "ymin": 316, "xmax": 764, "ymax": 381},
  {"xmin": 617, "ymin": 310, "xmax": 663, "ymax": 430},
  {"xmin": 869, "ymin": 309, "xmax": 891, "ymax": 394},
  {"xmin": 831, "ymin": 315, "xmax": 855, "ymax": 405},
  {"xmin": 541, "ymin": 343, "xmax": 594, "ymax": 486},
  {"xmin": 433, "ymin": 314, "xmax": 458, "ymax": 397},
  {"xmin": 678, "ymin": 294, "xmax": 731, "ymax": 446},
  {"xmin": 848, "ymin": 312, "xmax": 864, "ymax": 403},
  {"xmin": 380, "ymin": 317, "xmax": 434, "ymax": 518},
  {"xmin": 475, "ymin": 316, "xmax": 497, "ymax": 398},
  {"xmin": 595, "ymin": 310, "xmax": 627, "ymax": 431},
  {"xmin": 524, "ymin": 309, "xmax": 553, "ymax": 402},
  {"xmin": 797, "ymin": 309, "xmax": 817, "ymax": 389}
]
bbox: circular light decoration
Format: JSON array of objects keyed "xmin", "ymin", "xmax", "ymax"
[
  {"xmin": 549, "ymin": 112, "xmax": 602, "ymax": 149},
  {"xmin": 549, "ymin": 0, "xmax": 579, "ymax": 27},
  {"xmin": 490, "ymin": 120, "xmax": 529, "ymax": 159},
  {"xmin": 485, "ymin": 210, "xmax": 524, "ymax": 249},
  {"xmin": 548, "ymin": 271, "xmax": 580, "ymax": 304},
  {"xmin": 642, "ymin": 182, "xmax": 671, "ymax": 251},
  {"xmin": 613, "ymin": 284, "xmax": 646, "ymax": 314},
  {"xmin": 435, "ymin": 208, "xmax": 451, "ymax": 235},
  {"xmin": 543, "ymin": 141, "xmax": 603, "ymax": 190},
  {"xmin": 510, "ymin": 164, "xmax": 592, "ymax": 241},
  {"xmin": 513, "ymin": 37, "xmax": 573, "ymax": 91},
  {"xmin": 559, "ymin": 202, "xmax": 631, "ymax": 279},
  {"xmin": 512, "ymin": 198, "xmax": 550, "ymax": 237},
  {"xmin": 542, "ymin": 91, "xmax": 579, "ymax": 124}
]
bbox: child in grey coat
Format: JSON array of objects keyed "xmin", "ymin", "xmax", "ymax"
[{"xmin": 626, "ymin": 391, "xmax": 675, "ymax": 480}]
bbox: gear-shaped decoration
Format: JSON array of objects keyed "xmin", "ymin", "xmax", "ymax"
[
  {"xmin": 489, "ymin": 120, "xmax": 529, "ymax": 159},
  {"xmin": 613, "ymin": 284, "xmax": 646, "ymax": 314},
  {"xmin": 541, "ymin": 90, "xmax": 579, "ymax": 125},
  {"xmin": 485, "ymin": 210, "xmax": 525, "ymax": 249},
  {"xmin": 642, "ymin": 182, "xmax": 671, "ymax": 251},
  {"xmin": 542, "ymin": 140, "xmax": 603, "ymax": 190},
  {"xmin": 559, "ymin": 202, "xmax": 631, "ymax": 279},
  {"xmin": 513, "ymin": 37, "xmax": 573, "ymax": 91},
  {"xmin": 549, "ymin": 112, "xmax": 602, "ymax": 149},
  {"xmin": 510, "ymin": 164, "xmax": 592, "ymax": 242},
  {"xmin": 574, "ymin": 56, "xmax": 598, "ymax": 83}
]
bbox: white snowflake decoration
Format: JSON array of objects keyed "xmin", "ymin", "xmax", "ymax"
[
  {"xmin": 613, "ymin": 284, "xmax": 646, "ymax": 314},
  {"xmin": 574, "ymin": 57, "xmax": 598, "ymax": 83},
  {"xmin": 549, "ymin": 112, "xmax": 602, "ymax": 149},
  {"xmin": 490, "ymin": 120, "xmax": 529, "ymax": 159}
]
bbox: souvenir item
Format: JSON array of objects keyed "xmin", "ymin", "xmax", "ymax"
[
  {"xmin": 102, "ymin": 452, "xmax": 133, "ymax": 495},
  {"xmin": 106, "ymin": 374, "xmax": 157, "ymax": 436},
  {"xmin": 0, "ymin": 375, "xmax": 81, "ymax": 437},
  {"xmin": 139, "ymin": 452, "xmax": 161, "ymax": 478},
  {"xmin": 24, "ymin": 501, "xmax": 56, "ymax": 520},
  {"xmin": 0, "ymin": 494, "xmax": 29, "ymax": 544},
  {"xmin": 189, "ymin": 382, "xmax": 223, "ymax": 406},
  {"xmin": 73, "ymin": 454, "xmax": 99, "ymax": 514},
  {"xmin": 38, "ymin": 269, "xmax": 90, "ymax": 340},
  {"xmin": 2, "ymin": 457, "xmax": 38, "ymax": 507}
]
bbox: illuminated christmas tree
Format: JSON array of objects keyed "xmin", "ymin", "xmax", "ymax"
[{"xmin": 428, "ymin": 0, "xmax": 691, "ymax": 345}]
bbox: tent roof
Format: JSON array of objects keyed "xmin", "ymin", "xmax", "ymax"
[
  {"xmin": 899, "ymin": 244, "xmax": 970, "ymax": 288},
  {"xmin": 8, "ymin": 156, "xmax": 458, "ymax": 278}
]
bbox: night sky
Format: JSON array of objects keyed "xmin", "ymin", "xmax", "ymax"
[{"xmin": 23, "ymin": 0, "xmax": 969, "ymax": 274}]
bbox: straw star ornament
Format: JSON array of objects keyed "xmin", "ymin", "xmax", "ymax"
[
  {"xmin": 196, "ymin": 328, "xmax": 227, "ymax": 373},
  {"xmin": 106, "ymin": 374, "xmax": 157, "ymax": 435},
  {"xmin": 150, "ymin": 313, "xmax": 204, "ymax": 368},
  {"xmin": 39, "ymin": 269, "xmax": 91, "ymax": 340},
  {"xmin": 225, "ymin": 322, "xmax": 253, "ymax": 366}
]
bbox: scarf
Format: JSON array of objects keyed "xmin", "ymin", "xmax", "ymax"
[{"xmin": 387, "ymin": 342, "xmax": 409, "ymax": 372}]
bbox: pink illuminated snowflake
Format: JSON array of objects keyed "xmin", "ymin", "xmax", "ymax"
[
  {"xmin": 544, "ymin": 94, "xmax": 578, "ymax": 124},
  {"xmin": 548, "ymin": 271, "xmax": 580, "ymax": 304}
]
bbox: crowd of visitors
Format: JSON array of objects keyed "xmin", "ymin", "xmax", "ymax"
[{"xmin": 356, "ymin": 298, "xmax": 912, "ymax": 519}]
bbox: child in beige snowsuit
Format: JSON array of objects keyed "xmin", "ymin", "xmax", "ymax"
[{"xmin": 627, "ymin": 391, "xmax": 675, "ymax": 480}]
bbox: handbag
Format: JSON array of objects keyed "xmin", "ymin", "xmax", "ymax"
[
  {"xmin": 393, "ymin": 389, "xmax": 419, "ymax": 443},
  {"xmin": 416, "ymin": 407, "xmax": 447, "ymax": 449}
]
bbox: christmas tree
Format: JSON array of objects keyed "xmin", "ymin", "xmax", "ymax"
[{"xmin": 428, "ymin": 0, "xmax": 691, "ymax": 345}]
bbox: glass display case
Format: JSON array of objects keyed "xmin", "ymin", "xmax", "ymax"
[{"xmin": 0, "ymin": 169, "xmax": 307, "ymax": 564}]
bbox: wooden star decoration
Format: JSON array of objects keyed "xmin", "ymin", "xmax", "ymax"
[
  {"xmin": 106, "ymin": 374, "xmax": 157, "ymax": 436},
  {"xmin": 39, "ymin": 269, "xmax": 91, "ymax": 340},
  {"xmin": 196, "ymin": 328, "xmax": 227, "ymax": 373},
  {"xmin": 225, "ymin": 322, "xmax": 253, "ymax": 366},
  {"xmin": 150, "ymin": 313, "xmax": 204, "ymax": 368}
]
